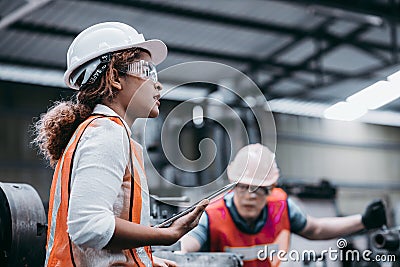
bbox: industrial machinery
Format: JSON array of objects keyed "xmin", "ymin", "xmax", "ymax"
[
  {"xmin": 371, "ymin": 227, "xmax": 400, "ymax": 267},
  {"xmin": 1, "ymin": 180, "xmax": 396, "ymax": 267},
  {"xmin": 150, "ymin": 194, "xmax": 244, "ymax": 266},
  {"xmin": 0, "ymin": 187, "xmax": 244, "ymax": 267},
  {"xmin": 153, "ymin": 251, "xmax": 243, "ymax": 267},
  {"xmin": 372, "ymin": 227, "xmax": 400, "ymax": 252},
  {"xmin": 0, "ymin": 182, "xmax": 47, "ymax": 267}
]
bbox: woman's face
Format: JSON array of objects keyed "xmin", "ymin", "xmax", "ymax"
[{"xmin": 119, "ymin": 52, "xmax": 162, "ymax": 120}]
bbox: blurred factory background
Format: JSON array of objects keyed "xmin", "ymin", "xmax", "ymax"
[{"xmin": 1, "ymin": 1, "xmax": 400, "ymax": 266}]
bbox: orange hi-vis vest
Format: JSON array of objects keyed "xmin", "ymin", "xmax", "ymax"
[
  {"xmin": 44, "ymin": 115, "xmax": 153, "ymax": 267},
  {"xmin": 207, "ymin": 188, "xmax": 290, "ymax": 267}
]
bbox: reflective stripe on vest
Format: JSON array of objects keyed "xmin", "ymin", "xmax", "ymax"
[
  {"xmin": 45, "ymin": 115, "xmax": 153, "ymax": 267},
  {"xmin": 207, "ymin": 188, "xmax": 290, "ymax": 267}
]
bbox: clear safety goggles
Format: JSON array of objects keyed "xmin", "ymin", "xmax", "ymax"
[
  {"xmin": 235, "ymin": 183, "xmax": 273, "ymax": 196},
  {"xmin": 118, "ymin": 60, "xmax": 158, "ymax": 83}
]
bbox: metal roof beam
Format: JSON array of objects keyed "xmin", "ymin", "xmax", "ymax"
[
  {"xmin": 78, "ymin": 0, "xmax": 392, "ymax": 52},
  {"xmin": 260, "ymin": 17, "xmax": 335, "ymax": 63},
  {"xmin": 286, "ymin": 0, "xmax": 400, "ymax": 23},
  {"xmin": 0, "ymin": 55, "xmax": 64, "ymax": 70},
  {"xmin": 11, "ymin": 20, "xmax": 76, "ymax": 37},
  {"xmin": 7, "ymin": 21, "xmax": 349, "ymax": 78},
  {"xmin": 0, "ymin": 0, "xmax": 53, "ymax": 29},
  {"xmin": 283, "ymin": 61, "xmax": 400, "ymax": 99},
  {"xmin": 262, "ymin": 23, "xmax": 391, "ymax": 91},
  {"xmin": 259, "ymin": 17, "xmax": 338, "ymax": 88},
  {"xmin": 167, "ymin": 44, "xmax": 348, "ymax": 78}
]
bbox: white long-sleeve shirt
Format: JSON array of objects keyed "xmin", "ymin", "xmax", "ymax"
[{"xmin": 67, "ymin": 104, "xmax": 147, "ymax": 248}]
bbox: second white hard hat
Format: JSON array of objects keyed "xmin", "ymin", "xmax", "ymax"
[
  {"xmin": 64, "ymin": 21, "xmax": 168, "ymax": 90},
  {"xmin": 227, "ymin": 143, "xmax": 279, "ymax": 187}
]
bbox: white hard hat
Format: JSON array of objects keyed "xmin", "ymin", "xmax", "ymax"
[
  {"xmin": 64, "ymin": 21, "xmax": 168, "ymax": 90},
  {"xmin": 227, "ymin": 144, "xmax": 279, "ymax": 187}
]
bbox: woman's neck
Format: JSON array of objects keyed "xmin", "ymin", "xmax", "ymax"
[{"xmin": 103, "ymin": 101, "xmax": 136, "ymax": 126}]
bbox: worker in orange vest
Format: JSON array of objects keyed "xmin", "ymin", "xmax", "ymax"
[
  {"xmin": 181, "ymin": 144, "xmax": 386, "ymax": 267},
  {"xmin": 33, "ymin": 22, "xmax": 208, "ymax": 267}
]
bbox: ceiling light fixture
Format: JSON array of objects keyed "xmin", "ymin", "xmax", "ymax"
[
  {"xmin": 387, "ymin": 70, "xmax": 400, "ymax": 83},
  {"xmin": 323, "ymin": 101, "xmax": 367, "ymax": 121},
  {"xmin": 269, "ymin": 98, "xmax": 400, "ymax": 126},
  {"xmin": 324, "ymin": 69, "xmax": 400, "ymax": 121},
  {"xmin": 346, "ymin": 81, "xmax": 400, "ymax": 110}
]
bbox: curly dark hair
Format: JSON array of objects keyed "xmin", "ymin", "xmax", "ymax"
[{"xmin": 32, "ymin": 48, "xmax": 148, "ymax": 167}]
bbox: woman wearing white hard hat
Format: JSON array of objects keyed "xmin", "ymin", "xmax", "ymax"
[
  {"xmin": 33, "ymin": 22, "xmax": 208, "ymax": 267},
  {"xmin": 181, "ymin": 144, "xmax": 387, "ymax": 267}
]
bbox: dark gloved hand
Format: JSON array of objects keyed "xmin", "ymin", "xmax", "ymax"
[{"xmin": 362, "ymin": 199, "xmax": 387, "ymax": 229}]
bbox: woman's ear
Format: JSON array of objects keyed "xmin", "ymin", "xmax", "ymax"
[{"xmin": 110, "ymin": 69, "xmax": 123, "ymax": 91}]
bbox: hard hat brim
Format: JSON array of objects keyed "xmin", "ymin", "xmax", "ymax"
[
  {"xmin": 64, "ymin": 39, "xmax": 167, "ymax": 90},
  {"xmin": 138, "ymin": 39, "xmax": 168, "ymax": 65},
  {"xmin": 228, "ymin": 175, "xmax": 279, "ymax": 187}
]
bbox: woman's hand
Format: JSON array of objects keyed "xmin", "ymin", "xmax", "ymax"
[
  {"xmin": 107, "ymin": 199, "xmax": 208, "ymax": 249},
  {"xmin": 168, "ymin": 199, "xmax": 209, "ymax": 242},
  {"xmin": 153, "ymin": 255, "xmax": 177, "ymax": 267}
]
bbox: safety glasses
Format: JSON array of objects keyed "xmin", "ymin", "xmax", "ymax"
[
  {"xmin": 118, "ymin": 60, "xmax": 158, "ymax": 83},
  {"xmin": 235, "ymin": 183, "xmax": 273, "ymax": 196}
]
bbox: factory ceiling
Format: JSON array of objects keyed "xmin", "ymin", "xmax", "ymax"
[{"xmin": 1, "ymin": 0, "xmax": 400, "ymax": 114}]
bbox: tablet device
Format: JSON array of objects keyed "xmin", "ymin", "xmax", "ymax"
[{"xmin": 153, "ymin": 182, "xmax": 237, "ymax": 228}]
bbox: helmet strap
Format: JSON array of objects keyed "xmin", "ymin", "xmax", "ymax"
[{"xmin": 80, "ymin": 53, "xmax": 112, "ymax": 89}]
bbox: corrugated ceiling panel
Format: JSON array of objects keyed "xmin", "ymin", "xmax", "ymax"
[
  {"xmin": 0, "ymin": 30, "xmax": 32, "ymax": 57},
  {"xmin": 254, "ymin": 35, "xmax": 293, "ymax": 59},
  {"xmin": 22, "ymin": 1, "xmax": 147, "ymax": 32},
  {"xmin": 277, "ymin": 38, "xmax": 316, "ymax": 64},
  {"xmin": 359, "ymin": 24, "xmax": 399, "ymax": 44},
  {"xmin": 19, "ymin": 1, "xmax": 289, "ymax": 57},
  {"xmin": 0, "ymin": 0, "xmax": 27, "ymax": 18},
  {"xmin": 327, "ymin": 20, "xmax": 364, "ymax": 37},
  {"xmin": 159, "ymin": 54, "xmax": 248, "ymax": 84},
  {"xmin": 0, "ymin": 0, "xmax": 398, "ymax": 112},
  {"xmin": 270, "ymin": 79, "xmax": 305, "ymax": 95},
  {"xmin": 144, "ymin": 0, "xmax": 325, "ymax": 30},
  {"xmin": 160, "ymin": 54, "xmax": 247, "ymax": 72},
  {"xmin": 322, "ymin": 45, "xmax": 381, "ymax": 73},
  {"xmin": 308, "ymin": 78, "xmax": 380, "ymax": 100},
  {"xmin": 292, "ymin": 71, "xmax": 317, "ymax": 84},
  {"xmin": 0, "ymin": 29, "xmax": 69, "ymax": 67}
]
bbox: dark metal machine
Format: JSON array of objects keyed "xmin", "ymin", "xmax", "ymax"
[
  {"xmin": 371, "ymin": 227, "xmax": 400, "ymax": 267},
  {"xmin": 0, "ymin": 182, "xmax": 47, "ymax": 267},
  {"xmin": 0, "ymin": 185, "xmax": 243, "ymax": 267},
  {"xmin": 372, "ymin": 227, "xmax": 400, "ymax": 252},
  {"xmin": 153, "ymin": 251, "xmax": 243, "ymax": 267},
  {"xmin": 150, "ymin": 195, "xmax": 244, "ymax": 266}
]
